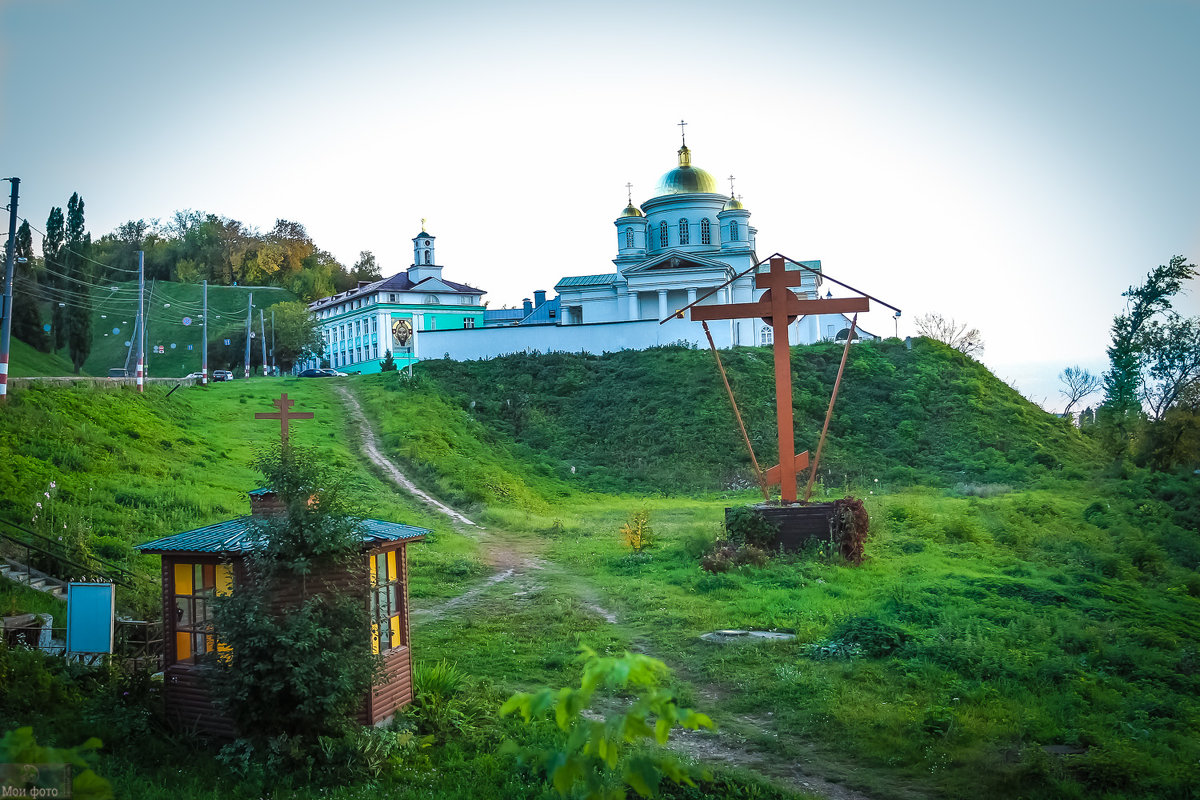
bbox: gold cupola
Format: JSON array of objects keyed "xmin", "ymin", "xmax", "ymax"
[{"xmin": 652, "ymin": 144, "xmax": 718, "ymax": 196}]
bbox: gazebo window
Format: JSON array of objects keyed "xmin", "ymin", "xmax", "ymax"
[
  {"xmin": 370, "ymin": 551, "xmax": 405, "ymax": 653},
  {"xmin": 679, "ymin": 219, "xmax": 690, "ymax": 245},
  {"xmin": 659, "ymin": 221, "xmax": 668, "ymax": 247},
  {"xmin": 700, "ymin": 218, "xmax": 711, "ymax": 245},
  {"xmin": 625, "ymin": 227, "xmax": 634, "ymax": 249},
  {"xmin": 173, "ymin": 562, "xmax": 232, "ymax": 663}
]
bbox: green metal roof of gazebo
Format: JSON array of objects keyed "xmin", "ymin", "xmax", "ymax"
[{"xmin": 135, "ymin": 517, "xmax": 429, "ymax": 555}]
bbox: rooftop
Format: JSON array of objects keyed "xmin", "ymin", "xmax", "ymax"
[{"xmin": 134, "ymin": 516, "xmax": 429, "ymax": 554}]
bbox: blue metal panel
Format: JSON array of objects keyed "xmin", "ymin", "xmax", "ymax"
[{"xmin": 67, "ymin": 583, "xmax": 115, "ymax": 654}]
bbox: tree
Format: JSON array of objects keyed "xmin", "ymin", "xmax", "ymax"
[
  {"xmin": 914, "ymin": 313, "xmax": 984, "ymax": 356},
  {"xmin": 379, "ymin": 350, "xmax": 397, "ymax": 371},
  {"xmin": 267, "ymin": 300, "xmax": 322, "ymax": 370},
  {"xmin": 63, "ymin": 193, "xmax": 92, "ymax": 374},
  {"xmin": 1058, "ymin": 366, "xmax": 1102, "ymax": 416},
  {"xmin": 352, "ymin": 250, "xmax": 381, "ymax": 284},
  {"xmin": 209, "ymin": 445, "xmax": 378, "ymax": 752},
  {"xmin": 1137, "ymin": 315, "xmax": 1200, "ymax": 421},
  {"xmin": 1099, "ymin": 255, "xmax": 1198, "ymax": 458},
  {"xmin": 42, "ymin": 207, "xmax": 65, "ymax": 351},
  {"xmin": 6, "ymin": 221, "xmax": 48, "ymax": 351}
]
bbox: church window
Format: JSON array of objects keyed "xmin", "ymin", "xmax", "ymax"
[
  {"xmin": 730, "ymin": 220, "xmax": 740, "ymax": 241},
  {"xmin": 424, "ymin": 294, "xmax": 440, "ymax": 305},
  {"xmin": 760, "ymin": 326, "xmax": 773, "ymax": 346},
  {"xmin": 659, "ymin": 221, "xmax": 668, "ymax": 247},
  {"xmin": 389, "ymin": 294, "xmax": 396, "ymax": 303},
  {"xmin": 424, "ymin": 250, "xmax": 431, "ymax": 264},
  {"xmin": 679, "ymin": 219, "xmax": 690, "ymax": 245},
  {"xmin": 464, "ymin": 317, "xmax": 475, "ymax": 329},
  {"xmin": 370, "ymin": 551, "xmax": 406, "ymax": 653},
  {"xmin": 700, "ymin": 218, "xmax": 711, "ymax": 245},
  {"xmin": 625, "ymin": 227, "xmax": 634, "ymax": 249}
]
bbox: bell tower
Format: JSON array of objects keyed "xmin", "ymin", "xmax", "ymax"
[{"xmin": 408, "ymin": 222, "xmax": 443, "ymax": 282}]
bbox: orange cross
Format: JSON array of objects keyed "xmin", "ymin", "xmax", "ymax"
[
  {"xmin": 691, "ymin": 256, "xmax": 869, "ymax": 502},
  {"xmin": 254, "ymin": 392, "xmax": 314, "ymax": 446}
]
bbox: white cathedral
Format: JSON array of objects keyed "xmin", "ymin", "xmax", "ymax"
[{"xmin": 306, "ymin": 137, "xmax": 872, "ymax": 373}]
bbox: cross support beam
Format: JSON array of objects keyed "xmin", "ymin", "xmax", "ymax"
[{"xmin": 687, "ymin": 256, "xmax": 870, "ymax": 502}]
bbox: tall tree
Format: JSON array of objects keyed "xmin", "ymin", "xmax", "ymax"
[
  {"xmin": 9, "ymin": 221, "xmax": 48, "ymax": 351},
  {"xmin": 42, "ymin": 207, "xmax": 65, "ymax": 351},
  {"xmin": 351, "ymin": 250, "xmax": 381, "ymax": 284},
  {"xmin": 64, "ymin": 193, "xmax": 92, "ymax": 373},
  {"xmin": 267, "ymin": 300, "xmax": 323, "ymax": 370},
  {"xmin": 1099, "ymin": 255, "xmax": 1198, "ymax": 457}
]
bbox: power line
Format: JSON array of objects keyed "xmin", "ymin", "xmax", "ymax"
[{"xmin": 19, "ymin": 216, "xmax": 140, "ymax": 274}]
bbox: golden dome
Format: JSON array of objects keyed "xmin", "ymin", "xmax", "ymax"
[
  {"xmin": 723, "ymin": 195, "xmax": 745, "ymax": 211},
  {"xmin": 620, "ymin": 203, "xmax": 643, "ymax": 218},
  {"xmin": 653, "ymin": 145, "xmax": 718, "ymax": 195}
]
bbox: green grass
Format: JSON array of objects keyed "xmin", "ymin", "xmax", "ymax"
[
  {"xmin": 1, "ymin": 348, "xmax": 1197, "ymax": 799},
  {"xmin": 7, "ymin": 337, "xmax": 81, "ymax": 377}
]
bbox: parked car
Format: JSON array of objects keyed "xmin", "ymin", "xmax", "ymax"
[
  {"xmin": 298, "ymin": 368, "xmax": 332, "ymax": 378},
  {"xmin": 322, "ymin": 368, "xmax": 348, "ymax": 377},
  {"xmin": 212, "ymin": 370, "xmax": 234, "ymax": 382},
  {"xmin": 185, "ymin": 371, "xmax": 203, "ymax": 380}
]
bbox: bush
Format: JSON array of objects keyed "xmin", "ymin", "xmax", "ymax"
[
  {"xmin": 620, "ymin": 509, "xmax": 654, "ymax": 553},
  {"xmin": 700, "ymin": 541, "xmax": 769, "ymax": 573},
  {"xmin": 724, "ymin": 506, "xmax": 777, "ymax": 549}
]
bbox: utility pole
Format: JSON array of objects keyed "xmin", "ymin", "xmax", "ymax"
[
  {"xmin": 201, "ymin": 280, "xmax": 208, "ymax": 386},
  {"xmin": 135, "ymin": 251, "xmax": 145, "ymax": 393},
  {"xmin": 243, "ymin": 292, "xmax": 253, "ymax": 379},
  {"xmin": 259, "ymin": 309, "xmax": 268, "ymax": 376},
  {"xmin": 0, "ymin": 177, "xmax": 18, "ymax": 403},
  {"xmin": 270, "ymin": 309, "xmax": 276, "ymax": 373}
]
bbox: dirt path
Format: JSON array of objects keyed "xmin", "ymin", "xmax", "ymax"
[
  {"xmin": 334, "ymin": 383, "xmax": 889, "ymax": 800},
  {"xmin": 335, "ymin": 385, "xmax": 478, "ymax": 527}
]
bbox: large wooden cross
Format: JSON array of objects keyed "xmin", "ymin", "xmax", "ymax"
[
  {"xmin": 691, "ymin": 256, "xmax": 870, "ymax": 502},
  {"xmin": 255, "ymin": 392, "xmax": 314, "ymax": 446}
]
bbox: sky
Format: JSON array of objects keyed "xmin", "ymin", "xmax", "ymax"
[{"xmin": 2, "ymin": 0, "xmax": 1198, "ymax": 409}]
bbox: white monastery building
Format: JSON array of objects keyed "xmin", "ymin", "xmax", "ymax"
[{"xmin": 306, "ymin": 135, "xmax": 872, "ymax": 373}]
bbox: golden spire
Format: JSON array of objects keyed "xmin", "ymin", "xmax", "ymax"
[{"xmin": 420, "ymin": 217, "xmax": 426, "ymax": 232}]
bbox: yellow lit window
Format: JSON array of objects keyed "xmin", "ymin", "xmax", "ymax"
[
  {"xmin": 173, "ymin": 561, "xmax": 232, "ymax": 663},
  {"xmin": 369, "ymin": 551, "xmax": 405, "ymax": 654}
]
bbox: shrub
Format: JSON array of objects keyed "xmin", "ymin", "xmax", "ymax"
[
  {"xmin": 833, "ymin": 496, "xmax": 870, "ymax": 563},
  {"xmin": 700, "ymin": 541, "xmax": 769, "ymax": 573},
  {"xmin": 620, "ymin": 508, "xmax": 654, "ymax": 553},
  {"xmin": 829, "ymin": 614, "xmax": 909, "ymax": 658},
  {"xmin": 724, "ymin": 506, "xmax": 777, "ymax": 549}
]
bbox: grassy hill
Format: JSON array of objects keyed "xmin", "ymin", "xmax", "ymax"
[
  {"xmin": 13, "ymin": 280, "xmax": 296, "ymax": 377},
  {"xmin": 6, "ymin": 337, "xmax": 80, "ymax": 377},
  {"xmin": 358, "ymin": 338, "xmax": 1101, "ymax": 500}
]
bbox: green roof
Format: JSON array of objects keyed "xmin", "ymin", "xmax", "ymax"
[
  {"xmin": 555, "ymin": 273, "xmax": 619, "ymax": 288},
  {"xmin": 135, "ymin": 516, "xmax": 428, "ymax": 554}
]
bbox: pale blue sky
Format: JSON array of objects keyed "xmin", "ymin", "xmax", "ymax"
[{"xmin": 2, "ymin": 0, "xmax": 1197, "ymax": 407}]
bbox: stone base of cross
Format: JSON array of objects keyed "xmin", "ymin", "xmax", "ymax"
[{"xmin": 691, "ymin": 255, "xmax": 869, "ymax": 503}]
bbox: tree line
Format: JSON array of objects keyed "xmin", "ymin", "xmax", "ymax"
[{"xmin": 6, "ymin": 204, "xmax": 380, "ymax": 370}]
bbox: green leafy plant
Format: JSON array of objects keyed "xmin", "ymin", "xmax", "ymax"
[
  {"xmin": 0, "ymin": 727, "xmax": 112, "ymax": 800},
  {"xmin": 621, "ymin": 509, "xmax": 654, "ymax": 553},
  {"xmin": 500, "ymin": 647, "xmax": 715, "ymax": 799},
  {"xmin": 723, "ymin": 506, "xmax": 776, "ymax": 549}
]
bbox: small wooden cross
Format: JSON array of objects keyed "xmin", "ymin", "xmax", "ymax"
[
  {"xmin": 691, "ymin": 256, "xmax": 869, "ymax": 502},
  {"xmin": 255, "ymin": 392, "xmax": 314, "ymax": 446}
]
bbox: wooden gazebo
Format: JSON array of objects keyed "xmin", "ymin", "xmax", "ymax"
[{"xmin": 135, "ymin": 488, "xmax": 427, "ymax": 736}]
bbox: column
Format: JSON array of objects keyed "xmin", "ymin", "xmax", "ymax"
[
  {"xmin": 628, "ymin": 292, "xmax": 639, "ymax": 321},
  {"xmin": 687, "ymin": 287, "xmax": 697, "ymax": 306},
  {"xmin": 657, "ymin": 289, "xmax": 668, "ymax": 322}
]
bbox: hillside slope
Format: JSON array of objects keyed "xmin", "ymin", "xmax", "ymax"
[{"xmin": 387, "ymin": 338, "xmax": 1099, "ymax": 496}]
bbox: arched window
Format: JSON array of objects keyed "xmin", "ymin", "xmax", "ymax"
[
  {"xmin": 424, "ymin": 294, "xmax": 440, "ymax": 305},
  {"xmin": 679, "ymin": 219, "xmax": 690, "ymax": 245},
  {"xmin": 700, "ymin": 218, "xmax": 711, "ymax": 245},
  {"xmin": 424, "ymin": 250, "xmax": 431, "ymax": 264},
  {"xmin": 729, "ymin": 220, "xmax": 739, "ymax": 241},
  {"xmin": 760, "ymin": 326, "xmax": 773, "ymax": 346},
  {"xmin": 659, "ymin": 221, "xmax": 668, "ymax": 248},
  {"xmin": 625, "ymin": 227, "xmax": 634, "ymax": 249}
]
